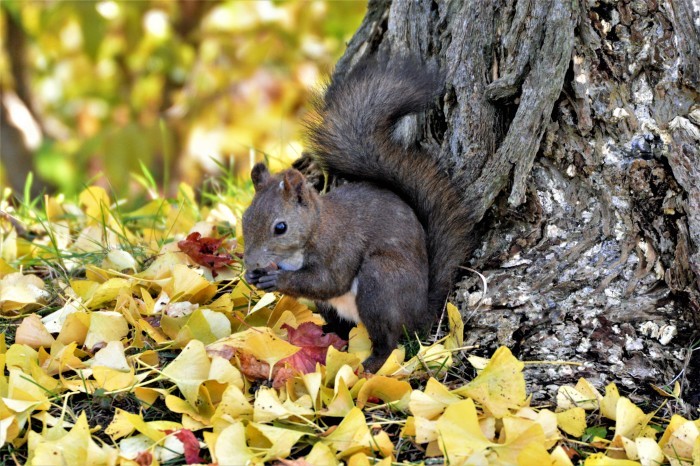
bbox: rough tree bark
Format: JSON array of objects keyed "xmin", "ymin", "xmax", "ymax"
[{"xmin": 329, "ymin": 0, "xmax": 700, "ymax": 409}]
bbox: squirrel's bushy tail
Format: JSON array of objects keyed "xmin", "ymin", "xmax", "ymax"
[{"xmin": 306, "ymin": 57, "xmax": 473, "ymax": 316}]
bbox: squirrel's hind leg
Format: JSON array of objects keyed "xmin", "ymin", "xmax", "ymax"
[{"xmin": 355, "ymin": 254, "xmax": 429, "ymax": 373}]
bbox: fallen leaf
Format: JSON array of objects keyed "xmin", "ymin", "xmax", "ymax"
[
  {"xmin": 173, "ymin": 429, "xmax": 204, "ymax": 464},
  {"xmin": 278, "ymin": 322, "xmax": 346, "ymax": 374},
  {"xmin": 15, "ymin": 314, "xmax": 55, "ymax": 348},
  {"xmin": 212, "ymin": 421, "xmax": 257, "ymax": 465},
  {"xmin": 453, "ymin": 346, "xmax": 527, "ymax": 417},
  {"xmin": 356, "ymin": 375, "xmax": 411, "ymax": 410},
  {"xmin": 436, "ymin": 398, "xmax": 494, "ymax": 460},
  {"xmin": 162, "ymin": 340, "xmax": 211, "ymax": 407},
  {"xmin": 0, "ymin": 272, "xmax": 49, "ymax": 313},
  {"xmin": 583, "ymin": 453, "xmax": 643, "ymax": 465},
  {"xmin": 557, "ymin": 407, "xmax": 587, "ymax": 438},
  {"xmin": 84, "ymin": 311, "xmax": 129, "ymax": 351},
  {"xmin": 27, "ymin": 412, "xmax": 117, "ymax": 465},
  {"xmin": 177, "ymin": 232, "xmax": 234, "ymax": 270},
  {"xmin": 322, "ymin": 407, "xmax": 373, "ymax": 456}
]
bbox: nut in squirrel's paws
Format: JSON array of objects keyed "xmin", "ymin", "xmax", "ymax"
[{"xmin": 245, "ymin": 263, "xmax": 280, "ymax": 291}]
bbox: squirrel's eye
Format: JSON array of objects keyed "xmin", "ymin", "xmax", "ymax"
[{"xmin": 274, "ymin": 221, "xmax": 288, "ymax": 235}]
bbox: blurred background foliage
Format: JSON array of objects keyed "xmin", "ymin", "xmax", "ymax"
[{"xmin": 0, "ymin": 0, "xmax": 366, "ymax": 200}]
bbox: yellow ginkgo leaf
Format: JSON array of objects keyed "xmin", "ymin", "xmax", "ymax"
[
  {"xmin": 105, "ymin": 408, "xmax": 180, "ymax": 443},
  {"xmin": 445, "ymin": 302, "xmax": 464, "ymax": 350},
  {"xmin": 615, "ymin": 397, "xmax": 653, "ymax": 440},
  {"xmin": 251, "ymin": 292, "xmax": 277, "ymax": 314},
  {"xmin": 211, "ymin": 384, "xmax": 254, "ymax": 428},
  {"xmin": 161, "ymin": 339, "xmax": 211, "ymax": 407},
  {"xmin": 436, "ymin": 398, "xmax": 494, "ymax": 460},
  {"xmin": 93, "ymin": 366, "xmax": 136, "ymax": 391},
  {"xmin": 238, "ymin": 328, "xmax": 299, "ymax": 380},
  {"xmin": 28, "ymin": 412, "xmax": 117, "ymax": 466},
  {"xmin": 86, "ymin": 278, "xmax": 131, "ymax": 309},
  {"xmin": 557, "ymin": 407, "xmax": 587, "ymax": 438},
  {"xmin": 583, "ymin": 453, "xmax": 643, "ymax": 465},
  {"xmin": 56, "ymin": 311, "xmax": 90, "ymax": 346},
  {"xmin": 601, "ymin": 383, "xmax": 621, "ymax": 420},
  {"xmin": 15, "ymin": 314, "xmax": 55, "ymax": 348},
  {"xmin": 517, "ymin": 442, "xmax": 551, "ymax": 466},
  {"xmin": 356, "ymin": 375, "xmax": 411, "ymax": 410},
  {"xmin": 322, "ymin": 407, "xmax": 372, "ymax": 455},
  {"xmin": 213, "ymin": 421, "xmax": 258, "ymax": 466},
  {"xmin": 92, "ymin": 341, "xmax": 130, "ymax": 372},
  {"xmin": 165, "ymin": 391, "xmax": 216, "ymax": 423},
  {"xmin": 551, "ymin": 445, "xmax": 575, "ymax": 466},
  {"xmin": 324, "ymin": 377, "xmax": 355, "ymax": 418},
  {"xmin": 163, "ymin": 263, "xmax": 217, "ymax": 303},
  {"xmin": 253, "ymin": 386, "xmax": 314, "ymax": 423},
  {"xmin": 0, "ymin": 415, "xmax": 18, "ymax": 449},
  {"xmin": 347, "ymin": 324, "xmax": 372, "ymax": 362},
  {"xmin": 7, "ymin": 367, "xmax": 51, "ymax": 411},
  {"xmin": 575, "ymin": 378, "xmax": 603, "ymax": 404},
  {"xmin": 166, "ymin": 307, "xmax": 230, "ymax": 347},
  {"xmin": 661, "ymin": 419, "xmax": 698, "ymax": 462},
  {"xmin": 414, "ymin": 416, "xmax": 438, "ymax": 443},
  {"xmin": 375, "ymin": 348, "xmax": 407, "ymax": 376},
  {"xmin": 209, "ymin": 355, "xmax": 244, "ymax": 388},
  {"xmin": 409, "ymin": 377, "xmax": 460, "ymax": 419},
  {"xmin": 248, "ymin": 422, "xmax": 307, "ymax": 461},
  {"xmin": 635, "ymin": 437, "xmax": 665, "ymax": 466},
  {"xmin": 300, "ymin": 370, "xmax": 323, "ymax": 406},
  {"xmin": 453, "ymin": 346, "xmax": 527, "ymax": 418},
  {"xmin": 513, "ymin": 408, "xmax": 560, "ymax": 448},
  {"xmin": 102, "ymin": 249, "xmax": 138, "ymax": 272},
  {"xmin": 79, "ymin": 186, "xmax": 111, "ymax": 223},
  {"xmin": 138, "ymin": 247, "xmax": 191, "ymax": 282},
  {"xmin": 105, "ymin": 408, "xmax": 136, "ymax": 440},
  {"xmin": 397, "ymin": 342, "xmax": 449, "ymax": 376},
  {"xmin": 5, "ymin": 344, "xmax": 38, "ymax": 372},
  {"xmin": 557, "ymin": 384, "xmax": 599, "ymax": 411},
  {"xmin": 325, "ymin": 346, "xmax": 361, "ymax": 386},
  {"xmin": 42, "ymin": 299, "xmax": 83, "ymax": 334},
  {"xmin": 270, "ymin": 295, "xmax": 321, "ymax": 327},
  {"xmin": 494, "ymin": 421, "xmax": 546, "ymax": 465},
  {"xmin": 84, "ymin": 311, "xmax": 129, "ymax": 351},
  {"xmin": 658, "ymin": 414, "xmax": 689, "ymax": 449},
  {"xmin": 0, "ymin": 272, "xmax": 49, "ymax": 313},
  {"xmin": 371, "ymin": 430, "xmax": 394, "ymax": 457},
  {"xmin": 306, "ymin": 441, "xmax": 339, "ymax": 466}
]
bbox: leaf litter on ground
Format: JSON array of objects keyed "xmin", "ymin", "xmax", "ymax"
[{"xmin": 0, "ymin": 186, "xmax": 699, "ymax": 465}]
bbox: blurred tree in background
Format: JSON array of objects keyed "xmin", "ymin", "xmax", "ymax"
[{"xmin": 0, "ymin": 0, "xmax": 366, "ymax": 198}]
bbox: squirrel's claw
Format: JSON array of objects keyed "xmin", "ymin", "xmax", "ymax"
[
  {"xmin": 254, "ymin": 269, "xmax": 280, "ymax": 291},
  {"xmin": 244, "ymin": 268, "xmax": 265, "ymax": 285}
]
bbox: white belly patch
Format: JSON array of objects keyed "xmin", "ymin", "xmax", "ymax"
[{"xmin": 326, "ymin": 278, "xmax": 360, "ymax": 323}]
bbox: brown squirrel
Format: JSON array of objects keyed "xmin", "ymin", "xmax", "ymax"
[{"xmin": 242, "ymin": 57, "xmax": 472, "ymax": 372}]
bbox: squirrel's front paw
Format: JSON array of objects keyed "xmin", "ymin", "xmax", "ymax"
[
  {"xmin": 245, "ymin": 268, "xmax": 279, "ymax": 291},
  {"xmin": 245, "ymin": 268, "xmax": 265, "ymax": 285}
]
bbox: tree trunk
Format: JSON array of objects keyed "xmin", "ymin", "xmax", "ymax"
[{"xmin": 332, "ymin": 0, "xmax": 700, "ymax": 408}]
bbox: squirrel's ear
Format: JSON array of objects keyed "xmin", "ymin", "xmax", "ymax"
[
  {"xmin": 251, "ymin": 163, "xmax": 271, "ymax": 192},
  {"xmin": 282, "ymin": 169, "xmax": 308, "ymax": 205}
]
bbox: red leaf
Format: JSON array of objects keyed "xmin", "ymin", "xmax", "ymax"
[
  {"xmin": 278, "ymin": 322, "xmax": 347, "ymax": 374},
  {"xmin": 235, "ymin": 323, "xmax": 347, "ymax": 388},
  {"xmin": 135, "ymin": 451, "xmax": 153, "ymax": 466},
  {"xmin": 174, "ymin": 429, "xmax": 204, "ymax": 464},
  {"xmin": 177, "ymin": 232, "xmax": 234, "ymax": 270},
  {"xmin": 237, "ymin": 350, "xmax": 273, "ymax": 380}
]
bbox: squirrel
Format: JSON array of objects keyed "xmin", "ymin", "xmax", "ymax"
[{"xmin": 242, "ymin": 57, "xmax": 473, "ymax": 372}]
